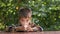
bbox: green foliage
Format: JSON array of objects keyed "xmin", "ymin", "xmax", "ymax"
[{"xmin": 0, "ymin": 0, "xmax": 60, "ymax": 31}]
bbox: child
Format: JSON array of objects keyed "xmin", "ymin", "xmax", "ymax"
[{"xmin": 15, "ymin": 7, "xmax": 43, "ymax": 32}]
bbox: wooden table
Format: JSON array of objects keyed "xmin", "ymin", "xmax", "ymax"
[{"xmin": 0, "ymin": 31, "xmax": 60, "ymax": 34}]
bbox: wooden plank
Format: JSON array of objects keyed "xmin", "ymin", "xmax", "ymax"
[
  {"xmin": 44, "ymin": 31, "xmax": 60, "ymax": 34},
  {"xmin": 0, "ymin": 31, "xmax": 60, "ymax": 34}
]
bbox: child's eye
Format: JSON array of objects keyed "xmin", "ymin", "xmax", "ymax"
[{"xmin": 21, "ymin": 19, "xmax": 24, "ymax": 21}]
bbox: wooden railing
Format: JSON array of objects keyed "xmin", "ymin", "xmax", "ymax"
[{"xmin": 0, "ymin": 31, "xmax": 60, "ymax": 34}]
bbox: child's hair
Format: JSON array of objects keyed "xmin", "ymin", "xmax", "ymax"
[{"xmin": 18, "ymin": 7, "xmax": 32, "ymax": 18}]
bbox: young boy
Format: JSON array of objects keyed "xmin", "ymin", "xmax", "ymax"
[{"xmin": 15, "ymin": 7, "xmax": 43, "ymax": 32}]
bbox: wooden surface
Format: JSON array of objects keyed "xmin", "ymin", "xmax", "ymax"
[{"xmin": 0, "ymin": 31, "xmax": 60, "ymax": 34}]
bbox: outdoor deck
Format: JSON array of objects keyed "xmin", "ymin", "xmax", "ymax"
[{"xmin": 0, "ymin": 31, "xmax": 60, "ymax": 34}]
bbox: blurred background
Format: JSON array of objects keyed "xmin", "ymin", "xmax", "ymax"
[{"xmin": 0, "ymin": 0, "xmax": 60, "ymax": 31}]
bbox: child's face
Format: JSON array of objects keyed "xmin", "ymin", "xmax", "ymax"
[{"xmin": 19, "ymin": 13, "xmax": 32, "ymax": 30}]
